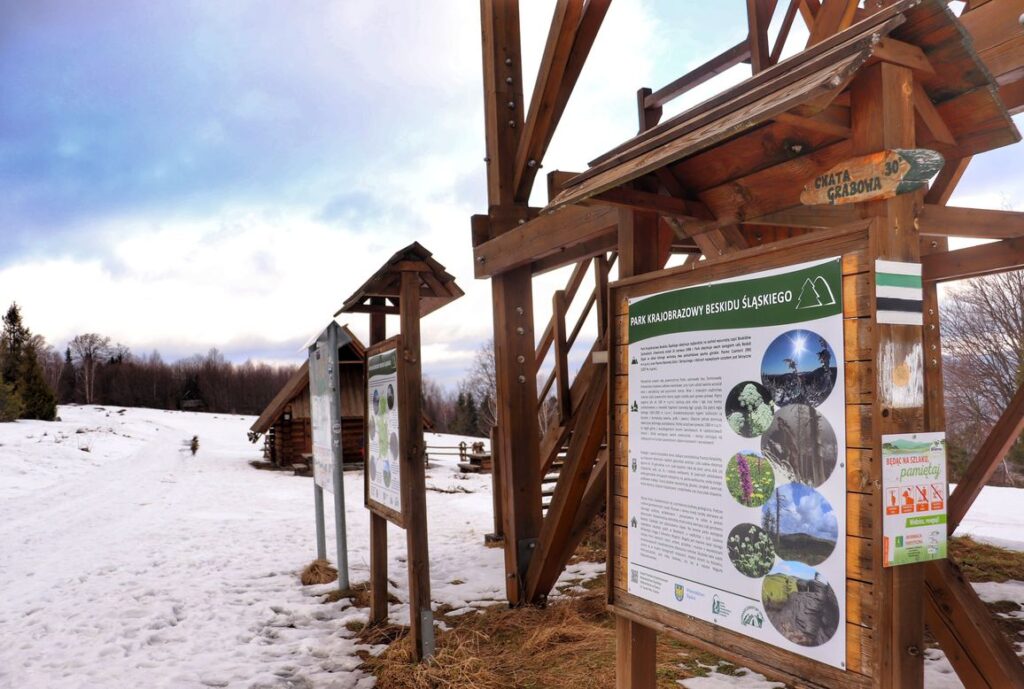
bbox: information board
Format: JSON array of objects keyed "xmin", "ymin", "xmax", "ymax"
[
  {"xmin": 309, "ymin": 338, "xmax": 338, "ymax": 494},
  {"xmin": 366, "ymin": 343, "xmax": 403, "ymax": 523},
  {"xmin": 626, "ymin": 258, "xmax": 847, "ymax": 669},
  {"xmin": 882, "ymin": 432, "xmax": 947, "ymax": 567}
]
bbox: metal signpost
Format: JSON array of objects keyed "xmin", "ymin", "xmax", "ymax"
[{"xmin": 309, "ymin": 321, "xmax": 350, "ymax": 591}]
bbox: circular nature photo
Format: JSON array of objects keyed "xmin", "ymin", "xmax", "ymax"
[
  {"xmin": 383, "ymin": 459, "xmax": 392, "ymax": 487},
  {"xmin": 389, "ymin": 431, "xmax": 399, "ymax": 461},
  {"xmin": 760, "ymin": 329, "xmax": 838, "ymax": 407},
  {"xmin": 725, "ymin": 381, "xmax": 775, "ymax": 438},
  {"xmin": 762, "ymin": 561, "xmax": 840, "ymax": 647},
  {"xmin": 760, "ymin": 483, "xmax": 838, "ymax": 566},
  {"xmin": 387, "ymin": 383, "xmax": 395, "ymax": 410},
  {"xmin": 368, "ymin": 415, "xmax": 376, "ymax": 439},
  {"xmin": 760, "ymin": 404, "xmax": 837, "ymax": 488},
  {"xmin": 725, "ymin": 451, "xmax": 775, "ymax": 508},
  {"xmin": 727, "ymin": 523, "xmax": 776, "ymax": 578},
  {"xmin": 372, "ymin": 388, "xmax": 380, "ymax": 410}
]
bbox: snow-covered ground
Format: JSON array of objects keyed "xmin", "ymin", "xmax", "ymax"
[
  {"xmin": 0, "ymin": 406, "xmax": 599, "ymax": 689},
  {"xmin": 952, "ymin": 483, "xmax": 1024, "ymax": 552},
  {"xmin": 1, "ymin": 406, "xmax": 1021, "ymax": 689}
]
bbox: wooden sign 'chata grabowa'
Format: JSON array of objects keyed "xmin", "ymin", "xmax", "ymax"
[{"xmin": 800, "ymin": 149, "xmax": 945, "ymax": 206}]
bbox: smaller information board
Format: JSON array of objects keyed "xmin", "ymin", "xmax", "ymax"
[
  {"xmin": 366, "ymin": 341, "xmax": 404, "ymax": 524},
  {"xmin": 309, "ymin": 338, "xmax": 338, "ymax": 494},
  {"xmin": 882, "ymin": 432, "xmax": 947, "ymax": 567}
]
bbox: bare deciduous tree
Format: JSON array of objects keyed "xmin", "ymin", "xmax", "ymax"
[
  {"xmin": 942, "ymin": 270, "xmax": 1024, "ymax": 483},
  {"xmin": 464, "ymin": 339, "xmax": 497, "ymax": 434},
  {"xmin": 70, "ymin": 333, "xmax": 111, "ymax": 404}
]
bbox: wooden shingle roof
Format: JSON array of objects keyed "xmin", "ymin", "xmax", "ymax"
[{"xmin": 335, "ymin": 242, "xmax": 463, "ymax": 318}]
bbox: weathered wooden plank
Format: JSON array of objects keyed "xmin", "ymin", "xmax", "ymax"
[
  {"xmin": 917, "ymin": 205, "xmax": 1024, "ymax": 240},
  {"xmin": 474, "ymin": 204, "xmax": 618, "ymax": 278},
  {"xmin": 922, "ymin": 236, "xmax": 1024, "ymax": 282},
  {"xmin": 612, "ymin": 595, "xmax": 874, "ymax": 686}
]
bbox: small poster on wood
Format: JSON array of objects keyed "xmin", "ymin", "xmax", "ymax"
[
  {"xmin": 882, "ymin": 432, "xmax": 947, "ymax": 567},
  {"xmin": 366, "ymin": 337, "xmax": 405, "ymax": 526}
]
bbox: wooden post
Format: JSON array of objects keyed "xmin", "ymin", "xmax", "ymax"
[
  {"xmin": 614, "ymin": 208, "xmax": 666, "ymax": 688},
  {"xmin": 616, "ymin": 617, "xmax": 656, "ymax": 689},
  {"xmin": 852, "ymin": 60, "xmax": 925, "ymax": 689},
  {"xmin": 486, "ymin": 424, "xmax": 504, "ymax": 543},
  {"xmin": 480, "ymin": 0, "xmax": 541, "ymax": 606},
  {"xmin": 369, "ymin": 304, "xmax": 389, "ymax": 627},
  {"xmin": 553, "ymin": 289, "xmax": 571, "ymax": 423},
  {"xmin": 399, "ymin": 270, "xmax": 434, "ymax": 659}
]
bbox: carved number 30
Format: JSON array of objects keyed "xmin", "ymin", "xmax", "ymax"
[{"xmin": 884, "ymin": 159, "xmax": 900, "ymax": 176}]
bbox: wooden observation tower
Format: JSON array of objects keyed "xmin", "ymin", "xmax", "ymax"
[{"xmin": 472, "ymin": 0, "xmax": 1024, "ymax": 687}]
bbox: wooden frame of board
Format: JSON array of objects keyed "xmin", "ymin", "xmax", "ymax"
[
  {"xmin": 364, "ymin": 335, "xmax": 407, "ymax": 529},
  {"xmin": 608, "ymin": 224, "xmax": 876, "ymax": 688}
]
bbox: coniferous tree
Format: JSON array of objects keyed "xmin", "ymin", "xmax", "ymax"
[
  {"xmin": 58, "ymin": 348, "xmax": 77, "ymax": 403},
  {"xmin": 0, "ymin": 380, "xmax": 23, "ymax": 422},
  {"xmin": 18, "ymin": 340, "xmax": 57, "ymax": 420},
  {"xmin": 1, "ymin": 303, "xmax": 29, "ymax": 389}
]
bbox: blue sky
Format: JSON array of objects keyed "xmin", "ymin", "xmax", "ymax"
[{"xmin": 1, "ymin": 1, "xmax": 1021, "ymax": 386}]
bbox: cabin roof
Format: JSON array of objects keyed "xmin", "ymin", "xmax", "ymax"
[
  {"xmin": 548, "ymin": 0, "xmax": 1019, "ymax": 217},
  {"xmin": 336, "ymin": 242, "xmax": 464, "ymax": 318},
  {"xmin": 249, "ymin": 324, "xmax": 365, "ymax": 436}
]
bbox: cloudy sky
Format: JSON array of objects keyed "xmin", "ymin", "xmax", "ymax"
[
  {"xmin": 766, "ymin": 482, "xmax": 838, "ymax": 542},
  {"xmin": 2, "ymin": 1, "xmax": 1021, "ymax": 387}
]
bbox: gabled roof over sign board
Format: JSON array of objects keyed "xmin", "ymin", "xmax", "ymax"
[
  {"xmin": 335, "ymin": 242, "xmax": 464, "ymax": 318},
  {"xmin": 547, "ymin": 0, "xmax": 1019, "ymax": 222}
]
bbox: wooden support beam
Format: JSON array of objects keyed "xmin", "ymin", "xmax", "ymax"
[
  {"xmin": 870, "ymin": 39, "xmax": 936, "ymax": 76},
  {"xmin": 924, "ymin": 157, "xmax": 971, "ymax": 206},
  {"xmin": 948, "ymin": 380, "xmax": 1024, "ymax": 534},
  {"xmin": 770, "ymin": 0, "xmax": 801, "ymax": 65},
  {"xmin": 492, "ymin": 267, "xmax": 542, "ymax": 605},
  {"xmin": 616, "ymin": 617, "xmax": 657, "ymax": 689},
  {"xmin": 488, "ymin": 425, "xmax": 504, "ymax": 542},
  {"xmin": 399, "ymin": 271, "xmax": 433, "ymax": 660},
  {"xmin": 480, "ymin": 0, "xmax": 525, "ymax": 208},
  {"xmin": 922, "ymin": 236, "xmax": 1024, "ymax": 282},
  {"xmin": 774, "ymin": 110, "xmax": 852, "ymax": 138},
  {"xmin": 806, "ymin": 0, "xmax": 858, "ymax": 47},
  {"xmin": 513, "ymin": 0, "xmax": 611, "ymax": 202},
  {"xmin": 552, "ymin": 290, "xmax": 571, "ymax": 424},
  {"xmin": 643, "ymin": 41, "xmax": 750, "ymax": 111},
  {"xmin": 917, "ymin": 205, "xmax": 1024, "ymax": 241},
  {"xmin": 593, "ymin": 187, "xmax": 704, "ymax": 219},
  {"xmin": 524, "ymin": 364, "xmax": 606, "ymax": 602},
  {"xmin": 368, "ymin": 305, "xmax": 389, "ymax": 628},
  {"xmin": 474, "ymin": 204, "xmax": 618, "ymax": 278},
  {"xmin": 925, "ymin": 559, "xmax": 1024, "ymax": 689},
  {"xmin": 853, "ymin": 59, "xmax": 925, "ymax": 689},
  {"xmin": 530, "ymin": 230, "xmax": 617, "ymax": 276},
  {"xmin": 535, "ymin": 258, "xmax": 592, "ymax": 370},
  {"xmin": 747, "ymin": 0, "xmax": 777, "ymax": 74},
  {"xmin": 912, "ymin": 83, "xmax": 954, "ymax": 147},
  {"xmin": 594, "ymin": 253, "xmax": 610, "ymax": 335},
  {"xmin": 513, "ymin": 0, "xmax": 584, "ymax": 202}
]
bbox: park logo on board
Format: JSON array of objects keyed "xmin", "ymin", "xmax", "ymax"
[
  {"xmin": 795, "ymin": 276, "xmax": 837, "ymax": 310},
  {"xmin": 711, "ymin": 595, "xmax": 731, "ymax": 618},
  {"xmin": 674, "ymin": 584, "xmax": 685, "ymax": 601},
  {"xmin": 741, "ymin": 606, "xmax": 764, "ymax": 629}
]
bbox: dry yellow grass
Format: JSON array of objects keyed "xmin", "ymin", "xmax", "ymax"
[
  {"xmin": 360, "ymin": 580, "xmax": 719, "ymax": 689},
  {"xmin": 300, "ymin": 559, "xmax": 338, "ymax": 586}
]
